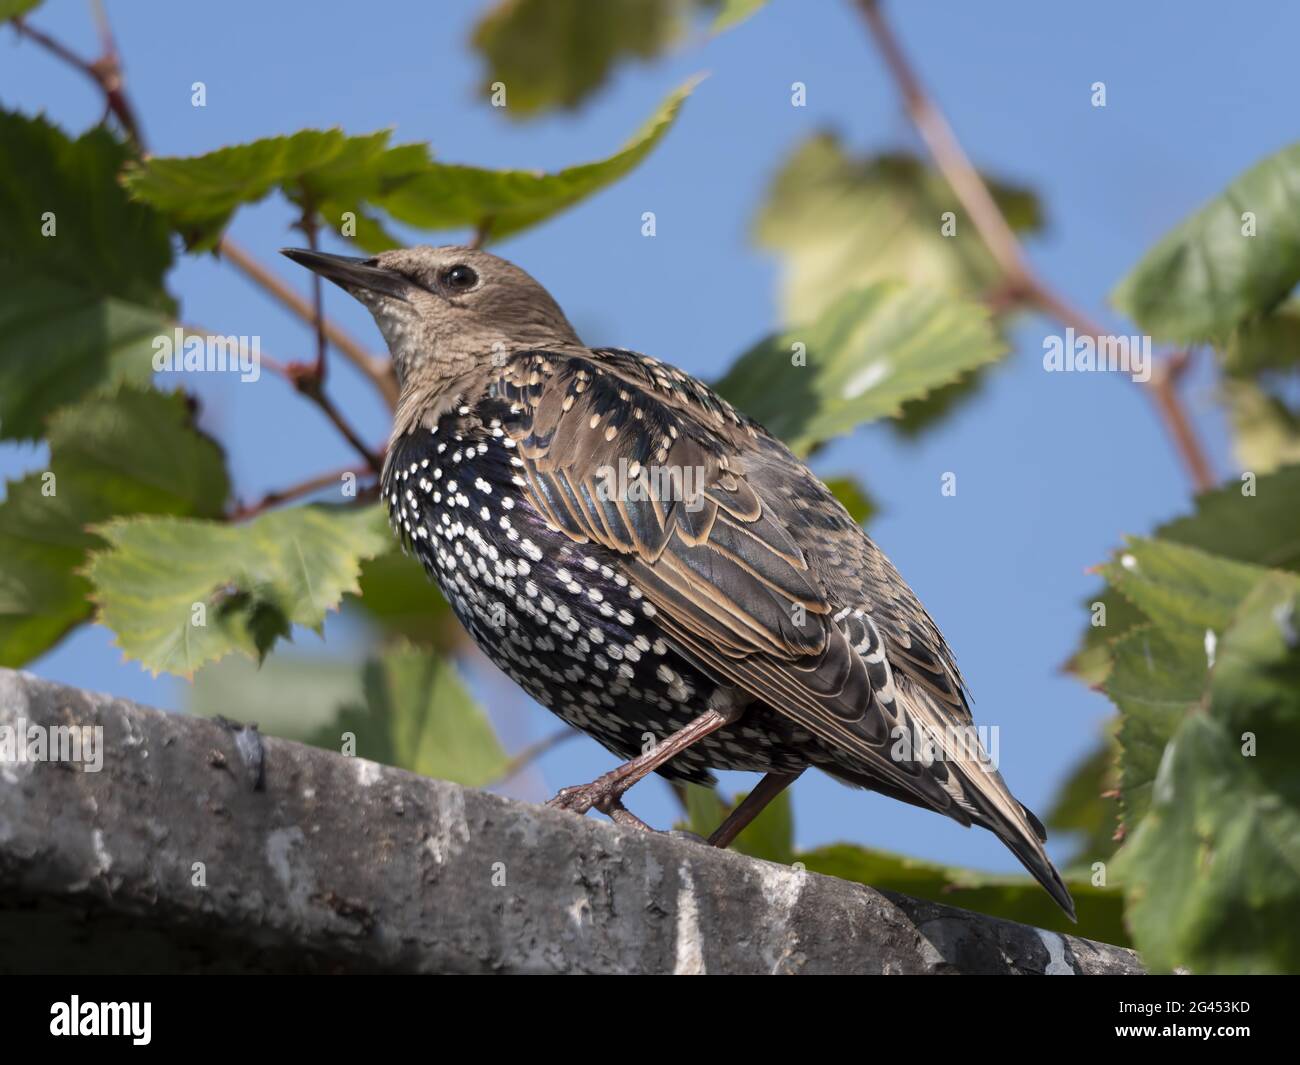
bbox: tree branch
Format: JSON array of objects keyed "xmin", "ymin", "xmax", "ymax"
[
  {"xmin": 228, "ymin": 465, "xmax": 375, "ymax": 522},
  {"xmin": 218, "ymin": 238, "xmax": 399, "ymax": 409},
  {"xmin": 854, "ymin": 0, "xmax": 1216, "ymax": 492}
]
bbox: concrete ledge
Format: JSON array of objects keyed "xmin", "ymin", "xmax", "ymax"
[{"xmin": 0, "ymin": 668, "xmax": 1143, "ymax": 974}]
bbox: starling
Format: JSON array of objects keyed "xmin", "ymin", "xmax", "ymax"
[{"xmin": 283, "ymin": 245, "xmax": 1075, "ymax": 919}]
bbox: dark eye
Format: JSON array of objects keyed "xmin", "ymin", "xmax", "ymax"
[{"xmin": 440, "ymin": 264, "xmax": 478, "ymax": 292}]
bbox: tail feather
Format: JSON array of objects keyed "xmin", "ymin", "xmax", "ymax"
[{"xmin": 961, "ymin": 775, "xmax": 1076, "ymax": 921}]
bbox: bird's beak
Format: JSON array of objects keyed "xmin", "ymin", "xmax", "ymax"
[{"xmin": 280, "ymin": 248, "xmax": 411, "ymax": 302}]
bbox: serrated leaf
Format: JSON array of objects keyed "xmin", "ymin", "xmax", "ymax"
[
  {"xmin": 715, "ymin": 282, "xmax": 1003, "ymax": 454},
  {"xmin": 1113, "ymin": 579, "xmax": 1300, "ymax": 973},
  {"xmin": 0, "ymin": 110, "xmax": 175, "ymax": 439},
  {"xmin": 125, "ymin": 130, "xmax": 429, "ymax": 252},
  {"xmin": 1097, "ymin": 538, "xmax": 1299, "ymax": 825},
  {"xmin": 1068, "ymin": 466, "xmax": 1300, "ymax": 682},
  {"xmin": 309, "ymin": 646, "xmax": 508, "ymax": 787},
  {"xmin": 126, "ymin": 79, "xmax": 698, "ymax": 251},
  {"xmin": 1155, "ymin": 462, "xmax": 1300, "ymax": 571},
  {"xmin": 755, "ymin": 134, "xmax": 1042, "ymax": 324},
  {"xmin": 471, "ymin": 0, "xmax": 686, "ymax": 118},
  {"xmin": 1044, "ymin": 731, "xmax": 1122, "ymax": 871},
  {"xmin": 1065, "ymin": 587, "xmax": 1147, "ymax": 686},
  {"xmin": 377, "ymin": 77, "xmax": 700, "ymax": 243},
  {"xmin": 86, "ymin": 504, "xmax": 390, "ymax": 676},
  {"xmin": 1112, "ymin": 142, "xmax": 1300, "ymax": 343},
  {"xmin": 799, "ymin": 843, "xmax": 1127, "ymax": 947},
  {"xmin": 0, "ymin": 388, "xmax": 229, "ymax": 666},
  {"xmin": 1100, "ymin": 538, "xmax": 1270, "ymax": 635},
  {"xmin": 1106, "ymin": 621, "xmax": 1210, "ymax": 825}
]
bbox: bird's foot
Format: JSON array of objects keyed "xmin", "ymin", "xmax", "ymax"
[
  {"xmin": 546, "ymin": 776, "xmax": 623, "ymax": 817},
  {"xmin": 546, "ymin": 778, "xmax": 652, "ymax": 831}
]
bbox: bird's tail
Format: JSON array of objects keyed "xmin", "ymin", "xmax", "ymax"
[
  {"xmin": 982, "ymin": 795, "xmax": 1076, "ymax": 921},
  {"xmin": 898, "ymin": 690, "xmax": 1076, "ymax": 920}
]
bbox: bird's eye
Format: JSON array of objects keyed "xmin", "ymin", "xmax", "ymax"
[{"xmin": 440, "ymin": 264, "xmax": 478, "ymax": 292}]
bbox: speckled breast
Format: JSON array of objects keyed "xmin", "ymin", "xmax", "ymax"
[{"xmin": 381, "ymin": 396, "xmax": 813, "ymax": 783}]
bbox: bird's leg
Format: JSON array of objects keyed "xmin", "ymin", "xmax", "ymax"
[
  {"xmin": 708, "ymin": 769, "xmax": 804, "ymax": 849},
  {"xmin": 547, "ymin": 704, "xmax": 743, "ymax": 819}
]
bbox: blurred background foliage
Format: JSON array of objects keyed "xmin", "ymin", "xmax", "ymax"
[{"xmin": 2, "ymin": 0, "xmax": 1298, "ymax": 972}]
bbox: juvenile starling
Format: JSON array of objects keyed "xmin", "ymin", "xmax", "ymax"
[{"xmin": 284, "ymin": 245, "xmax": 1075, "ymax": 918}]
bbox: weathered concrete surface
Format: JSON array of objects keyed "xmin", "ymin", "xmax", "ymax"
[{"xmin": 0, "ymin": 668, "xmax": 1143, "ymax": 974}]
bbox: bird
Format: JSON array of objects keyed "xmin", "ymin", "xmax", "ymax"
[{"xmin": 283, "ymin": 244, "xmax": 1075, "ymax": 919}]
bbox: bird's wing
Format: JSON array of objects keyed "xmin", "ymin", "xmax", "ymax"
[
  {"xmin": 496, "ymin": 349, "xmax": 964, "ymax": 815},
  {"xmin": 496, "ymin": 347, "xmax": 1072, "ymax": 916}
]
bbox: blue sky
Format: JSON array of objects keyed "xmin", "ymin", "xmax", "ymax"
[{"xmin": 3, "ymin": 0, "xmax": 1294, "ymax": 872}]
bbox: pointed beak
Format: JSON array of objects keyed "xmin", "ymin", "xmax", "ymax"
[{"xmin": 280, "ymin": 248, "xmax": 411, "ymax": 302}]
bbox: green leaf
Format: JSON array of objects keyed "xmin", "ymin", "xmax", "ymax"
[
  {"xmin": 754, "ymin": 134, "xmax": 1042, "ymax": 324},
  {"xmin": 1097, "ymin": 538, "xmax": 1297, "ymax": 825},
  {"xmin": 1221, "ymin": 380, "xmax": 1300, "ymax": 476},
  {"xmin": 1, "ymin": 1, "xmax": 44, "ymax": 21},
  {"xmin": 309, "ymin": 646, "xmax": 508, "ymax": 787},
  {"xmin": 0, "ymin": 110, "xmax": 175, "ymax": 440},
  {"xmin": 1112, "ymin": 142, "xmax": 1300, "ymax": 343},
  {"xmin": 189, "ymin": 651, "xmax": 365, "ymax": 742},
  {"xmin": 1223, "ymin": 299, "xmax": 1300, "ymax": 376},
  {"xmin": 1068, "ymin": 465, "xmax": 1300, "ymax": 682},
  {"xmin": 1100, "ymin": 538, "xmax": 1271, "ymax": 636},
  {"xmin": 85, "ymin": 504, "xmax": 390, "ymax": 676},
  {"xmin": 1155, "ymin": 462, "xmax": 1300, "ymax": 571},
  {"xmin": 1114, "ymin": 579, "xmax": 1300, "ymax": 973},
  {"xmin": 679, "ymin": 783, "xmax": 794, "ymax": 864},
  {"xmin": 124, "ymin": 130, "xmax": 429, "ymax": 252},
  {"xmin": 126, "ymin": 78, "xmax": 698, "ymax": 251},
  {"xmin": 822, "ymin": 476, "xmax": 876, "ymax": 525},
  {"xmin": 1065, "ymin": 587, "xmax": 1147, "ymax": 686},
  {"xmin": 377, "ymin": 77, "xmax": 701, "ymax": 243},
  {"xmin": 715, "ymin": 282, "xmax": 1004, "ymax": 454},
  {"xmin": 0, "ymin": 387, "xmax": 228, "ymax": 666},
  {"xmin": 1044, "ymin": 733, "xmax": 1121, "ymax": 871},
  {"xmin": 799, "ymin": 843, "xmax": 1128, "ymax": 947},
  {"xmin": 711, "ymin": 0, "xmax": 766, "ymax": 32},
  {"xmin": 471, "ymin": 0, "xmax": 686, "ymax": 118},
  {"xmin": 1105, "ymin": 621, "xmax": 1210, "ymax": 825}
]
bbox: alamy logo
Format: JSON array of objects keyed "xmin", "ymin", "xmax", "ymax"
[
  {"xmin": 0, "ymin": 718, "xmax": 103, "ymax": 772},
  {"xmin": 594, "ymin": 458, "xmax": 708, "ymax": 512},
  {"xmin": 50, "ymin": 997, "xmax": 151, "ymax": 1045},
  {"xmin": 1042, "ymin": 327, "xmax": 1151, "ymax": 383},
  {"xmin": 152, "ymin": 327, "xmax": 261, "ymax": 382}
]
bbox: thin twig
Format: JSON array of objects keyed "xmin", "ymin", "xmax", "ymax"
[
  {"xmin": 15, "ymin": 10, "xmax": 147, "ymax": 150},
  {"xmin": 487, "ymin": 728, "xmax": 581, "ymax": 788},
  {"xmin": 177, "ymin": 322, "xmax": 382, "ymax": 474},
  {"xmin": 218, "ymin": 237, "xmax": 399, "ymax": 409},
  {"xmin": 469, "ymin": 217, "xmax": 493, "ymax": 250},
  {"xmin": 229, "ymin": 465, "xmax": 374, "ymax": 522},
  {"xmin": 854, "ymin": 0, "xmax": 1215, "ymax": 492},
  {"xmin": 297, "ymin": 198, "xmax": 330, "ymax": 382}
]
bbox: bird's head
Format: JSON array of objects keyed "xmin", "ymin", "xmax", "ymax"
[{"xmin": 281, "ymin": 244, "xmax": 580, "ymax": 390}]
